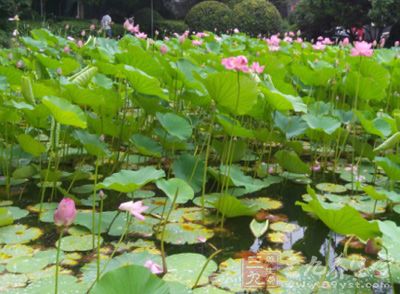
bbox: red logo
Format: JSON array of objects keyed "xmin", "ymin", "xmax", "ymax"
[{"xmin": 242, "ymin": 252, "xmax": 279, "ymax": 289}]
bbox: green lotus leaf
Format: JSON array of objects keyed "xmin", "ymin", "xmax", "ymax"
[
  {"xmin": 163, "ymin": 253, "xmax": 217, "ymax": 287},
  {"xmin": 58, "ymin": 235, "xmax": 103, "ymax": 252},
  {"xmin": 156, "ymin": 178, "xmax": 194, "ymax": 204},
  {"xmin": 156, "ymin": 222, "xmax": 214, "ymax": 245},
  {"xmin": 42, "ymin": 96, "xmax": 87, "ymax": 128},
  {"xmin": 156, "ymin": 112, "xmax": 192, "ymax": 141},
  {"xmin": 0, "ymin": 225, "xmax": 43, "ymax": 245},
  {"xmin": 97, "ymin": 167, "xmax": 165, "ymax": 193}
]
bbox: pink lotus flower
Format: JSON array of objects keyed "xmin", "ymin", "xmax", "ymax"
[
  {"xmin": 54, "ymin": 198, "xmax": 77, "ymax": 227},
  {"xmin": 195, "ymin": 32, "xmax": 208, "ymax": 38},
  {"xmin": 342, "ymin": 37, "xmax": 350, "ymax": 46},
  {"xmin": 295, "ymin": 37, "xmax": 303, "ymax": 43},
  {"xmin": 312, "ymin": 161, "xmax": 321, "ymax": 172},
  {"xmin": 365, "ymin": 238, "xmax": 381, "ymax": 255},
  {"xmin": 192, "ymin": 40, "xmax": 203, "ymax": 46},
  {"xmin": 322, "ymin": 37, "xmax": 333, "ymax": 45},
  {"xmin": 221, "ymin": 55, "xmax": 249, "ymax": 72},
  {"xmin": 284, "ymin": 36, "xmax": 293, "ymax": 43},
  {"xmin": 77, "ymin": 40, "xmax": 84, "ymax": 48},
  {"xmin": 123, "ymin": 20, "xmax": 140, "ymax": 34},
  {"xmin": 266, "ymin": 35, "xmax": 280, "ymax": 51},
  {"xmin": 119, "ymin": 200, "xmax": 149, "ymax": 221},
  {"xmin": 317, "ymin": 36, "xmax": 323, "ymax": 41},
  {"xmin": 63, "ymin": 46, "xmax": 71, "ymax": 54},
  {"xmin": 197, "ymin": 236, "xmax": 207, "ymax": 243},
  {"xmin": 250, "ymin": 62, "xmax": 264, "ymax": 74},
  {"xmin": 16, "ymin": 60, "xmax": 24, "ymax": 68},
  {"xmin": 395, "ymin": 41, "xmax": 400, "ymax": 47},
  {"xmin": 351, "ymin": 41, "xmax": 373, "ymax": 57},
  {"xmin": 288, "ymin": 31, "xmax": 295, "ymax": 37},
  {"xmin": 135, "ymin": 32, "xmax": 147, "ymax": 39},
  {"xmin": 160, "ymin": 44, "xmax": 168, "ymax": 55},
  {"xmin": 312, "ymin": 42, "xmax": 326, "ymax": 51},
  {"xmin": 233, "ymin": 28, "xmax": 240, "ymax": 34},
  {"xmin": 177, "ymin": 30, "xmax": 189, "ymax": 43},
  {"xmin": 67, "ymin": 36, "xmax": 75, "ymax": 41},
  {"xmin": 268, "ymin": 166, "xmax": 275, "ymax": 174},
  {"xmin": 144, "ymin": 260, "xmax": 163, "ymax": 274}
]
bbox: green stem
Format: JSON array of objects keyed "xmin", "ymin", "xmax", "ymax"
[
  {"xmin": 55, "ymin": 228, "xmax": 64, "ymax": 294},
  {"xmin": 96, "ymin": 195, "xmax": 104, "ymax": 281},
  {"xmin": 192, "ymin": 249, "xmax": 223, "ymax": 289},
  {"xmin": 92, "ymin": 158, "xmax": 100, "ymax": 249}
]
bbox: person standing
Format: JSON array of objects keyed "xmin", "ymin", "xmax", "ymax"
[{"xmin": 101, "ymin": 14, "xmax": 113, "ymax": 38}]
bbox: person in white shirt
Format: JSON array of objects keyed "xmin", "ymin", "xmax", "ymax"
[{"xmin": 101, "ymin": 14, "xmax": 113, "ymax": 38}]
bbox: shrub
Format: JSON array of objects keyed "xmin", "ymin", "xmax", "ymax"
[
  {"xmin": 134, "ymin": 8, "xmax": 163, "ymax": 33},
  {"xmin": 185, "ymin": 1, "xmax": 233, "ymax": 32},
  {"xmin": 156, "ymin": 20, "xmax": 189, "ymax": 35},
  {"xmin": 233, "ymin": 0, "xmax": 282, "ymax": 35}
]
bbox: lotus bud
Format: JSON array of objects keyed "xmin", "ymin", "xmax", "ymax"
[{"xmin": 54, "ymin": 198, "xmax": 77, "ymax": 227}]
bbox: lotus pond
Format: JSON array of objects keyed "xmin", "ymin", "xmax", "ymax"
[{"xmin": 0, "ymin": 29, "xmax": 400, "ymax": 293}]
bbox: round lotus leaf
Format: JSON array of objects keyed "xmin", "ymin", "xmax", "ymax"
[
  {"xmin": 169, "ymin": 207, "xmax": 218, "ymax": 225},
  {"xmin": 34, "ymin": 248, "xmax": 64, "ymax": 263},
  {"xmin": 0, "ymin": 273, "xmax": 28, "ymax": 291},
  {"xmin": 164, "ymin": 253, "xmax": 217, "ymax": 287},
  {"xmin": 131, "ymin": 239, "xmax": 156, "ymax": 249},
  {"xmin": 0, "ymin": 244, "xmax": 34, "ymax": 261},
  {"xmin": 316, "ymin": 183, "xmax": 347, "ymax": 193},
  {"xmin": 335, "ymin": 254, "xmax": 366, "ymax": 272},
  {"xmin": 345, "ymin": 182, "xmax": 366, "ymax": 192},
  {"xmin": 7, "ymin": 207, "xmax": 29, "ymax": 220},
  {"xmin": 38, "ymin": 209, "xmax": 55, "ymax": 223},
  {"xmin": 193, "ymin": 285, "xmax": 232, "ymax": 294},
  {"xmin": 193, "ymin": 194, "xmax": 221, "ymax": 209},
  {"xmin": 355, "ymin": 260, "xmax": 400, "ymax": 283},
  {"xmin": 27, "ymin": 202, "xmax": 58, "ymax": 213},
  {"xmin": 156, "ymin": 223, "xmax": 214, "ymax": 245},
  {"xmin": 210, "ymin": 259, "xmax": 247, "ymax": 292},
  {"xmin": 280, "ymin": 172, "xmax": 312, "ymax": 184},
  {"xmin": 270, "ymin": 222, "xmax": 299, "ymax": 233},
  {"xmin": 257, "ymin": 249, "xmax": 305, "ymax": 266},
  {"xmin": 127, "ymin": 189, "xmax": 156, "ymax": 199},
  {"xmin": 71, "ymin": 184, "xmax": 94, "ymax": 194},
  {"xmin": 6, "ymin": 256, "xmax": 49, "ymax": 273},
  {"xmin": 81, "ymin": 250, "xmax": 161, "ymax": 284},
  {"xmin": 11, "ymin": 275, "xmax": 87, "ymax": 294},
  {"xmin": 339, "ymin": 171, "xmax": 373, "ymax": 184},
  {"xmin": 166, "ymin": 281, "xmax": 192, "ymax": 293},
  {"xmin": 27, "ymin": 265, "xmax": 72, "ymax": 282},
  {"xmin": 108, "ymin": 214, "xmax": 158, "ymax": 237},
  {"xmin": 58, "ymin": 235, "xmax": 103, "ymax": 252},
  {"xmin": 141, "ymin": 197, "xmax": 174, "ymax": 215},
  {"xmin": 67, "ymin": 225, "xmax": 91, "ymax": 236},
  {"xmin": 0, "ymin": 201, "xmax": 13, "ymax": 206},
  {"xmin": 240, "ymin": 197, "xmax": 282, "ymax": 211},
  {"xmin": 268, "ymin": 232, "xmax": 288, "ymax": 243},
  {"xmin": 0, "ymin": 225, "xmax": 43, "ymax": 244}
]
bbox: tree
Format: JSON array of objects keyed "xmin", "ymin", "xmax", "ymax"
[
  {"xmin": 292, "ymin": 0, "xmax": 371, "ymax": 38},
  {"xmin": 369, "ymin": 0, "xmax": 400, "ymax": 27},
  {"xmin": 0, "ymin": 0, "xmax": 32, "ymax": 17}
]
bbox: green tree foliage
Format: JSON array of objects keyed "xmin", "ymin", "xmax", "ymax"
[
  {"xmin": 292, "ymin": 0, "xmax": 371, "ymax": 37},
  {"xmin": 185, "ymin": 1, "xmax": 233, "ymax": 32},
  {"xmin": 369, "ymin": 0, "xmax": 400, "ymax": 27},
  {"xmin": 0, "ymin": 0, "xmax": 31, "ymax": 17},
  {"xmin": 233, "ymin": 0, "xmax": 282, "ymax": 35}
]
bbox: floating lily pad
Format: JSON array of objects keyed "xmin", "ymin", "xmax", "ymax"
[
  {"xmin": 335, "ymin": 254, "xmax": 366, "ymax": 271},
  {"xmin": 156, "ymin": 223, "xmax": 214, "ymax": 245},
  {"xmin": 270, "ymin": 222, "xmax": 299, "ymax": 233},
  {"xmin": 240, "ymin": 197, "xmax": 283, "ymax": 211},
  {"xmin": 27, "ymin": 202, "xmax": 58, "ymax": 213},
  {"xmin": 6, "ymin": 207, "xmax": 29, "ymax": 220},
  {"xmin": 27, "ymin": 265, "xmax": 72, "ymax": 281},
  {"xmin": 169, "ymin": 207, "xmax": 218, "ymax": 225},
  {"xmin": 258, "ymin": 249, "xmax": 305, "ymax": 266},
  {"xmin": 193, "ymin": 285, "xmax": 231, "ymax": 294},
  {"xmin": 6, "ymin": 256, "xmax": 49, "ymax": 273},
  {"xmin": 68, "ymin": 225, "xmax": 91, "ymax": 236},
  {"xmin": 11, "ymin": 275, "xmax": 87, "ymax": 294},
  {"xmin": 0, "ymin": 273, "xmax": 28, "ymax": 291},
  {"xmin": 0, "ymin": 244, "xmax": 34, "ymax": 261},
  {"xmin": 163, "ymin": 253, "xmax": 217, "ymax": 287},
  {"xmin": 211, "ymin": 259, "xmax": 248, "ymax": 292},
  {"xmin": 0, "ymin": 201, "xmax": 13, "ymax": 206},
  {"xmin": 280, "ymin": 172, "xmax": 312, "ymax": 184},
  {"xmin": 108, "ymin": 214, "xmax": 158, "ymax": 237},
  {"xmin": 316, "ymin": 183, "xmax": 347, "ymax": 194},
  {"xmin": 0, "ymin": 225, "xmax": 43, "ymax": 244},
  {"xmin": 141, "ymin": 197, "xmax": 174, "ymax": 215},
  {"xmin": 268, "ymin": 232, "xmax": 288, "ymax": 243},
  {"xmin": 58, "ymin": 235, "xmax": 103, "ymax": 252},
  {"xmin": 193, "ymin": 194, "xmax": 221, "ymax": 209},
  {"xmin": 127, "ymin": 190, "xmax": 156, "ymax": 199}
]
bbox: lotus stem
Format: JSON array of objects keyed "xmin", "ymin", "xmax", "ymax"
[{"xmin": 55, "ymin": 228, "xmax": 64, "ymax": 294}]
